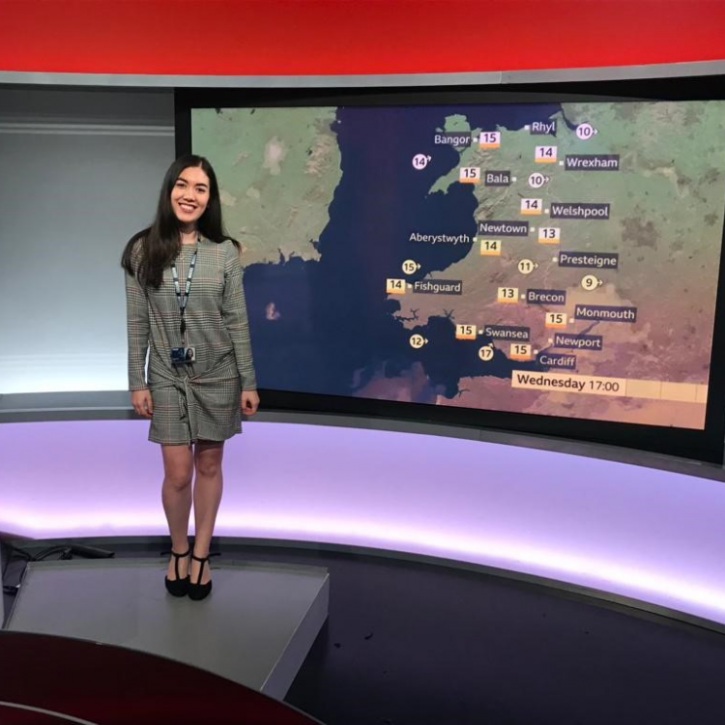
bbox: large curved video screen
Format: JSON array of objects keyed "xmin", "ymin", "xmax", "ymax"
[{"xmin": 178, "ymin": 83, "xmax": 725, "ymax": 461}]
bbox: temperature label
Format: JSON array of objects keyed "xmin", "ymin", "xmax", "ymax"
[
  {"xmin": 538, "ymin": 227, "xmax": 561, "ymax": 244},
  {"xmin": 535, "ymin": 146, "xmax": 558, "ymax": 163},
  {"xmin": 521, "ymin": 198, "xmax": 543, "ymax": 215},
  {"xmin": 386, "ymin": 278, "xmax": 406, "ymax": 295},
  {"xmin": 498, "ymin": 287, "xmax": 519, "ymax": 304},
  {"xmin": 456, "ymin": 324, "xmax": 477, "ymax": 341},
  {"xmin": 480, "ymin": 239, "xmax": 502, "ymax": 256},
  {"xmin": 510, "ymin": 343, "xmax": 533, "ymax": 361},
  {"xmin": 459, "ymin": 167, "xmax": 481, "ymax": 184},
  {"xmin": 479, "ymin": 131, "xmax": 501, "ymax": 149},
  {"xmin": 545, "ymin": 312, "xmax": 568, "ymax": 328}
]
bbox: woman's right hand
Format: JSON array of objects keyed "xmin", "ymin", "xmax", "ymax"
[{"xmin": 131, "ymin": 389, "xmax": 154, "ymax": 418}]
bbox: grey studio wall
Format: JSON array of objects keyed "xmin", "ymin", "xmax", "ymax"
[{"xmin": 0, "ymin": 87, "xmax": 174, "ymax": 395}]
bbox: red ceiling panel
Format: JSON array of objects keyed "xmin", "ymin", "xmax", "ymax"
[{"xmin": 1, "ymin": 0, "xmax": 724, "ymax": 76}]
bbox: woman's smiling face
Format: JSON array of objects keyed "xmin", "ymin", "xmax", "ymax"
[{"xmin": 170, "ymin": 165, "xmax": 210, "ymax": 227}]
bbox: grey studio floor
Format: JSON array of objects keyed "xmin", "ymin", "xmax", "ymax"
[{"xmin": 3, "ymin": 539, "xmax": 725, "ymax": 725}]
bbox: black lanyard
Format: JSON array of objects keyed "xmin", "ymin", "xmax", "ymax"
[{"xmin": 170, "ymin": 245, "xmax": 198, "ymax": 336}]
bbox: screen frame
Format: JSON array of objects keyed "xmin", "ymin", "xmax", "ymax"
[{"xmin": 175, "ymin": 76, "xmax": 725, "ymax": 463}]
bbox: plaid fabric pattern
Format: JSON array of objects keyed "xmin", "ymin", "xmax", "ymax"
[{"xmin": 125, "ymin": 237, "xmax": 257, "ymax": 445}]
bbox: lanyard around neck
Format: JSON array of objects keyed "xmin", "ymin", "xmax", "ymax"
[{"xmin": 170, "ymin": 240, "xmax": 199, "ymax": 335}]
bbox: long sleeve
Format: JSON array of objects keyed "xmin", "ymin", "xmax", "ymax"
[
  {"xmin": 125, "ymin": 241, "xmax": 150, "ymax": 391},
  {"xmin": 221, "ymin": 242, "xmax": 257, "ymax": 390}
]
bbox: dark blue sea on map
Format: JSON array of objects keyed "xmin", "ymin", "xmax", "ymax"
[{"xmin": 243, "ymin": 103, "xmax": 563, "ymax": 404}]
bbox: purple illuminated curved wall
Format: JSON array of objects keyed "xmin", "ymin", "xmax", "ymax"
[{"xmin": 2, "ymin": 418, "xmax": 725, "ymax": 626}]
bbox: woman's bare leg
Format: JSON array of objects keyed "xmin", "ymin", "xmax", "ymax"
[
  {"xmin": 161, "ymin": 443, "xmax": 194, "ymax": 580},
  {"xmin": 190, "ymin": 439, "xmax": 225, "ymax": 585}
]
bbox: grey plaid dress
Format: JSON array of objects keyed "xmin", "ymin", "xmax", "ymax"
[{"xmin": 125, "ymin": 236, "xmax": 257, "ymax": 445}]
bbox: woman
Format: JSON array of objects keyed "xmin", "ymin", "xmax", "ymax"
[{"xmin": 121, "ymin": 154, "xmax": 259, "ymax": 601}]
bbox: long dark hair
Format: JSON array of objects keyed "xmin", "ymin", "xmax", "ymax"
[{"xmin": 121, "ymin": 154, "xmax": 239, "ymax": 288}]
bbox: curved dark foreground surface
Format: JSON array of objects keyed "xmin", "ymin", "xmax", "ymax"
[
  {"xmin": 5, "ymin": 540, "xmax": 725, "ymax": 725},
  {"xmin": 0, "ymin": 631, "xmax": 322, "ymax": 725}
]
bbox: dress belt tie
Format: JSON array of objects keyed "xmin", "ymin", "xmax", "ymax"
[
  {"xmin": 150, "ymin": 369, "xmax": 202, "ymax": 440},
  {"xmin": 150, "ymin": 357, "xmax": 238, "ymax": 441},
  {"xmin": 174, "ymin": 376, "xmax": 197, "ymax": 438},
  {"xmin": 177, "ymin": 376, "xmax": 200, "ymax": 439}
]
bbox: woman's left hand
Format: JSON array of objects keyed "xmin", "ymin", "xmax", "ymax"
[{"xmin": 241, "ymin": 390, "xmax": 260, "ymax": 416}]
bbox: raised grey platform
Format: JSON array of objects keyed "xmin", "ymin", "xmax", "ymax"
[{"xmin": 5, "ymin": 558, "xmax": 329, "ymax": 699}]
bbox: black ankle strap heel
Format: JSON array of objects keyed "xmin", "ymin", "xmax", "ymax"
[
  {"xmin": 163, "ymin": 548, "xmax": 191, "ymax": 598},
  {"xmin": 187, "ymin": 552, "xmax": 221, "ymax": 601}
]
